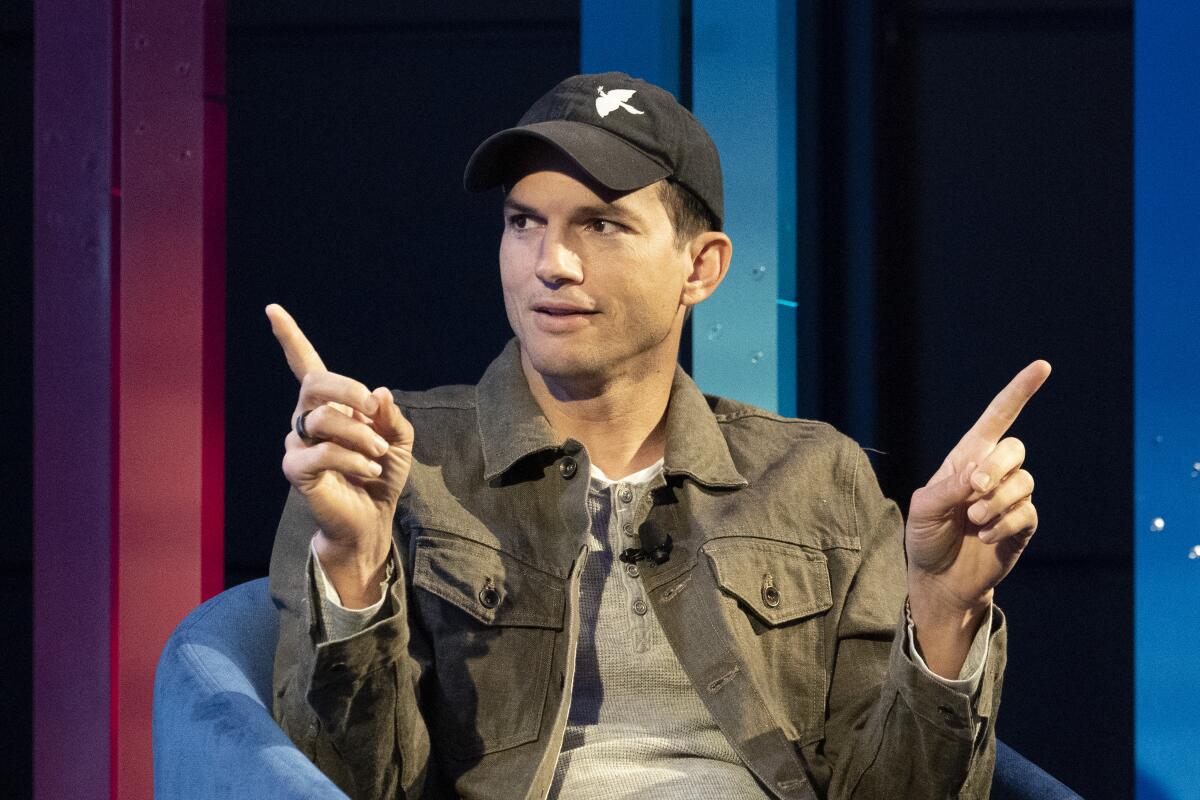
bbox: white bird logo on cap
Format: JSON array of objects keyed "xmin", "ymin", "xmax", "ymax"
[{"xmin": 595, "ymin": 86, "xmax": 644, "ymax": 118}]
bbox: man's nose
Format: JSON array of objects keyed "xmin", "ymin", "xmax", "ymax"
[{"xmin": 533, "ymin": 229, "xmax": 583, "ymax": 285}]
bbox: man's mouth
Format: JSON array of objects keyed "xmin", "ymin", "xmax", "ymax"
[{"xmin": 534, "ymin": 304, "xmax": 597, "ymax": 316}]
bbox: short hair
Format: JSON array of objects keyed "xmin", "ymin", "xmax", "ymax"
[{"xmin": 657, "ymin": 178, "xmax": 720, "ymax": 250}]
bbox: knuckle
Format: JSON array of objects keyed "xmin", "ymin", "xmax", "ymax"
[
  {"xmin": 281, "ymin": 450, "xmax": 299, "ymax": 479},
  {"xmin": 307, "ymin": 405, "xmax": 329, "ymax": 429}
]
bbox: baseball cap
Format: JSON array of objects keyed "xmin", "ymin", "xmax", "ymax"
[{"xmin": 463, "ymin": 71, "xmax": 724, "ymax": 229}]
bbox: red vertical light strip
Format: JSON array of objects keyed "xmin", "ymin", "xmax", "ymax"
[{"xmin": 116, "ymin": 2, "xmax": 223, "ymax": 795}]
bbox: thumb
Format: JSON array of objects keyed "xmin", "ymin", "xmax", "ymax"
[
  {"xmin": 912, "ymin": 460, "xmax": 977, "ymax": 520},
  {"xmin": 369, "ymin": 387, "xmax": 414, "ymax": 447}
]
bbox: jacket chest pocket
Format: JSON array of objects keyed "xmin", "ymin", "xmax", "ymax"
[
  {"xmin": 412, "ymin": 533, "xmax": 565, "ymax": 760},
  {"xmin": 703, "ymin": 537, "xmax": 833, "ymax": 744}
]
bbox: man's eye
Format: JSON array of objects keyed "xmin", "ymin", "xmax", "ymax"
[
  {"xmin": 507, "ymin": 214, "xmax": 531, "ymax": 230},
  {"xmin": 588, "ymin": 219, "xmax": 622, "ymax": 234}
]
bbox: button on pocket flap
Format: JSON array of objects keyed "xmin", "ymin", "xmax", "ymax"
[
  {"xmin": 413, "ymin": 536, "xmax": 565, "ymax": 629},
  {"xmin": 705, "ymin": 539, "xmax": 833, "ymax": 626}
]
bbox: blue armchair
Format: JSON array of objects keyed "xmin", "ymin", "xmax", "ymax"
[{"xmin": 153, "ymin": 578, "xmax": 1081, "ymax": 799}]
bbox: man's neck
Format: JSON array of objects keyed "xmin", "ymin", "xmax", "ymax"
[{"xmin": 519, "ymin": 348, "xmax": 675, "ymax": 480}]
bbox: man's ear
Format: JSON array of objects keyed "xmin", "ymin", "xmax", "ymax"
[{"xmin": 680, "ymin": 232, "xmax": 733, "ymax": 308}]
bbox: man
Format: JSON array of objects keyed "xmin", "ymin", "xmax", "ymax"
[{"xmin": 267, "ymin": 72, "xmax": 1049, "ymax": 799}]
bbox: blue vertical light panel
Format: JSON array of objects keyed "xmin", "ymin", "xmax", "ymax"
[
  {"xmin": 581, "ymin": 0, "xmax": 680, "ymax": 97},
  {"xmin": 1135, "ymin": 3, "xmax": 1200, "ymax": 798},
  {"xmin": 691, "ymin": 1, "xmax": 797, "ymax": 415}
]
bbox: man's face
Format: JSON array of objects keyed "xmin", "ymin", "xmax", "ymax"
[{"xmin": 499, "ymin": 164, "xmax": 693, "ymax": 386}]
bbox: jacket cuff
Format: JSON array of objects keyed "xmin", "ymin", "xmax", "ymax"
[
  {"xmin": 887, "ymin": 603, "xmax": 1007, "ymax": 741},
  {"xmin": 905, "ymin": 601, "xmax": 992, "ymax": 693},
  {"xmin": 306, "ymin": 540, "xmax": 409, "ymax": 692},
  {"xmin": 310, "ymin": 534, "xmax": 394, "ymax": 641}
]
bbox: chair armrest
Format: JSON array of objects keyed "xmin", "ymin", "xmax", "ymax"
[
  {"xmin": 153, "ymin": 577, "xmax": 349, "ymax": 800},
  {"xmin": 993, "ymin": 739, "xmax": 1082, "ymax": 800}
]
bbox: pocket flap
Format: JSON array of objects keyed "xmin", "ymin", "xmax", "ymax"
[
  {"xmin": 413, "ymin": 535, "xmax": 565, "ymax": 629},
  {"xmin": 704, "ymin": 538, "xmax": 833, "ymax": 626}
]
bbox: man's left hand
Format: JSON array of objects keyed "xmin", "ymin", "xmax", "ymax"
[{"xmin": 904, "ymin": 360, "xmax": 1051, "ymax": 675}]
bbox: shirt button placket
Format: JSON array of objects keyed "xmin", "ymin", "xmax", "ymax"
[{"xmin": 615, "ymin": 483, "xmax": 650, "ymax": 650}]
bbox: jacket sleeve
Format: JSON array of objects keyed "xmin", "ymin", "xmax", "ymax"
[
  {"xmin": 801, "ymin": 445, "xmax": 1006, "ymax": 799},
  {"xmin": 269, "ymin": 487, "xmax": 438, "ymax": 799}
]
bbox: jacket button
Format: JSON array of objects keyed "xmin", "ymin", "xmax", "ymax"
[
  {"xmin": 625, "ymin": 563, "xmax": 640, "ymax": 578},
  {"xmin": 761, "ymin": 573, "xmax": 781, "ymax": 608},
  {"xmin": 559, "ymin": 456, "xmax": 578, "ymax": 479},
  {"xmin": 632, "ymin": 599, "xmax": 648, "ymax": 616},
  {"xmin": 618, "ymin": 486, "xmax": 634, "ymax": 503},
  {"xmin": 478, "ymin": 584, "xmax": 500, "ymax": 609},
  {"xmin": 622, "ymin": 522, "xmax": 635, "ymax": 537}
]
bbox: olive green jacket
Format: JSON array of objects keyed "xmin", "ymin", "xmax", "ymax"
[{"xmin": 270, "ymin": 338, "xmax": 1005, "ymax": 800}]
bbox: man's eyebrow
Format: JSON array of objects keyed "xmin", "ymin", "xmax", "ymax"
[
  {"xmin": 573, "ymin": 203, "xmax": 645, "ymax": 225},
  {"xmin": 502, "ymin": 198, "xmax": 539, "ymax": 216},
  {"xmin": 502, "ymin": 197, "xmax": 646, "ymax": 226}
]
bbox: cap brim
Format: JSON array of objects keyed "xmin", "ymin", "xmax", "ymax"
[{"xmin": 463, "ymin": 120, "xmax": 670, "ymax": 193}]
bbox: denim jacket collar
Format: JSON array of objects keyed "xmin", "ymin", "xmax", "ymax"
[{"xmin": 476, "ymin": 338, "xmax": 748, "ymax": 489}]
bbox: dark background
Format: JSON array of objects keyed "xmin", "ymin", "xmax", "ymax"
[{"xmin": 3, "ymin": 0, "xmax": 1130, "ymax": 796}]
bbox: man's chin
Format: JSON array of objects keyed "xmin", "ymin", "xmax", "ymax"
[{"xmin": 517, "ymin": 338, "xmax": 606, "ymax": 383}]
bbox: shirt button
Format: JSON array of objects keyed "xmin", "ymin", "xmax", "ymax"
[
  {"xmin": 559, "ymin": 456, "xmax": 578, "ymax": 479},
  {"xmin": 632, "ymin": 599, "xmax": 648, "ymax": 616},
  {"xmin": 625, "ymin": 563, "xmax": 640, "ymax": 578},
  {"xmin": 622, "ymin": 522, "xmax": 635, "ymax": 537},
  {"xmin": 562, "ymin": 439, "xmax": 583, "ymax": 455},
  {"xmin": 618, "ymin": 486, "xmax": 634, "ymax": 503}
]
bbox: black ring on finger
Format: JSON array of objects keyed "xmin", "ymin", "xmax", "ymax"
[{"xmin": 295, "ymin": 409, "xmax": 321, "ymax": 445}]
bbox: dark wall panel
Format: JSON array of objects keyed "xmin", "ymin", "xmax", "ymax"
[
  {"xmin": 876, "ymin": 2, "xmax": 1131, "ymax": 796},
  {"xmin": 908, "ymin": 18, "xmax": 1131, "ymax": 564}
]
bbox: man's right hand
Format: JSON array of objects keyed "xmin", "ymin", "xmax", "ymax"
[{"xmin": 266, "ymin": 303, "xmax": 414, "ymax": 608}]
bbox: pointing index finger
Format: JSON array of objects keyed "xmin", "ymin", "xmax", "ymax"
[
  {"xmin": 955, "ymin": 360, "xmax": 1052, "ymax": 455},
  {"xmin": 265, "ymin": 303, "xmax": 327, "ymax": 381}
]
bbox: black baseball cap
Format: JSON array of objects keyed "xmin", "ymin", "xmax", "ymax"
[{"xmin": 463, "ymin": 72, "xmax": 724, "ymax": 229}]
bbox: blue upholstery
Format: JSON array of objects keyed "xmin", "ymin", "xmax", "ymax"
[
  {"xmin": 993, "ymin": 741, "xmax": 1081, "ymax": 800},
  {"xmin": 154, "ymin": 577, "xmax": 1080, "ymax": 799},
  {"xmin": 153, "ymin": 577, "xmax": 349, "ymax": 799}
]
